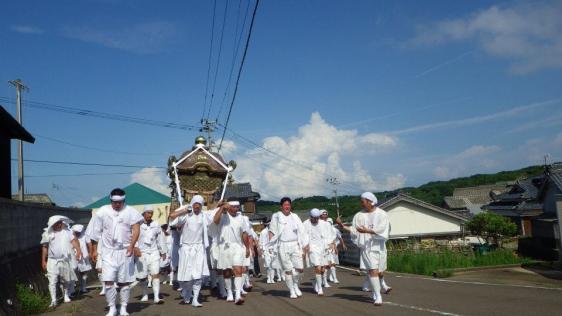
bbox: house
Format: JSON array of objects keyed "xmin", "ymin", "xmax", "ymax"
[
  {"xmin": 0, "ymin": 105, "xmax": 35, "ymax": 199},
  {"xmin": 380, "ymin": 193, "xmax": 469, "ymax": 239},
  {"xmin": 484, "ymin": 175, "xmax": 546, "ymax": 236},
  {"xmin": 219, "ymin": 182, "xmax": 261, "ymax": 213},
  {"xmin": 86, "ymin": 183, "xmax": 171, "ymax": 225},
  {"xmin": 483, "ymin": 164, "xmax": 562, "ymax": 260},
  {"xmin": 444, "ymin": 183, "xmax": 511, "ymax": 216}
]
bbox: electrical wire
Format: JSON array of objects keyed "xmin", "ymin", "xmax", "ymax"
[
  {"xmin": 0, "ymin": 97, "xmax": 198, "ymax": 131},
  {"xmin": 218, "ymin": 0, "xmax": 260, "ymax": 151}
]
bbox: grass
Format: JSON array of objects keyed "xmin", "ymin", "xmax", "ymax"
[
  {"xmin": 388, "ymin": 249, "xmax": 532, "ymax": 277},
  {"xmin": 15, "ymin": 283, "xmax": 50, "ymax": 315}
]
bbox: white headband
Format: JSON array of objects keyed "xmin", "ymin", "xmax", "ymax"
[
  {"xmin": 228, "ymin": 201, "xmax": 240, "ymax": 206},
  {"xmin": 143, "ymin": 205, "xmax": 154, "ymax": 213},
  {"xmin": 110, "ymin": 195, "xmax": 126, "ymax": 202}
]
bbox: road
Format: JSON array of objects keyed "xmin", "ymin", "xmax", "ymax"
[{"xmin": 44, "ymin": 266, "xmax": 562, "ymax": 316}]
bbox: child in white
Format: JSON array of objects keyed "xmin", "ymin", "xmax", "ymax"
[
  {"xmin": 303, "ymin": 209, "xmax": 334, "ymax": 296},
  {"xmin": 136, "ymin": 205, "xmax": 167, "ymax": 304},
  {"xmin": 41, "ymin": 215, "xmax": 81, "ymax": 307},
  {"xmin": 71, "ymin": 224, "xmax": 92, "ymax": 294}
]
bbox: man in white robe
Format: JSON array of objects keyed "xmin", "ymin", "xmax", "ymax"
[
  {"xmin": 336, "ymin": 192, "xmax": 390, "ymax": 306},
  {"xmin": 214, "ymin": 200, "xmax": 251, "ymax": 305},
  {"xmin": 88, "ymin": 188, "xmax": 143, "ymax": 316},
  {"xmin": 169, "ymin": 195, "xmax": 211, "ymax": 307},
  {"xmin": 268, "ymin": 197, "xmax": 308, "ymax": 299},
  {"xmin": 303, "ymin": 209, "xmax": 334, "ymax": 296},
  {"xmin": 41, "ymin": 215, "xmax": 82, "ymax": 307},
  {"xmin": 136, "ymin": 205, "xmax": 167, "ymax": 304}
]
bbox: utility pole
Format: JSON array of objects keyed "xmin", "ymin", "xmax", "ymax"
[
  {"xmin": 8, "ymin": 79, "xmax": 29, "ymax": 202},
  {"xmin": 327, "ymin": 177, "xmax": 340, "ymax": 218},
  {"xmin": 200, "ymin": 119, "xmax": 217, "ymax": 150}
]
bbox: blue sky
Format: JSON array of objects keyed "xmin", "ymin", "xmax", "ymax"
[{"xmin": 1, "ymin": 0, "xmax": 562, "ymax": 206}]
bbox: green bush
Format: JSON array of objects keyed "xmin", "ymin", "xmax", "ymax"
[
  {"xmin": 388, "ymin": 249, "xmax": 529, "ymax": 276},
  {"xmin": 15, "ymin": 283, "xmax": 50, "ymax": 315}
]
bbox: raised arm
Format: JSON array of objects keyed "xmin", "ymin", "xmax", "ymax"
[
  {"xmin": 169, "ymin": 205, "xmax": 189, "ymax": 220},
  {"xmin": 213, "ymin": 203, "xmax": 227, "ymax": 225}
]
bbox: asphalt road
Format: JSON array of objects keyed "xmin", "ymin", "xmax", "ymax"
[{"xmin": 44, "ymin": 267, "xmax": 562, "ymax": 316}]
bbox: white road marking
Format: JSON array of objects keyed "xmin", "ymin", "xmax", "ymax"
[
  {"xmin": 394, "ymin": 275, "xmax": 562, "ymax": 291},
  {"xmin": 385, "ymin": 301, "xmax": 462, "ymax": 316}
]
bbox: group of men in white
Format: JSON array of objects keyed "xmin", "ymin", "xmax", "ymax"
[{"xmin": 40, "ymin": 188, "xmax": 392, "ymax": 315}]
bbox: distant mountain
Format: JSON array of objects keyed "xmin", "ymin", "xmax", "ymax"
[{"xmin": 256, "ymin": 164, "xmax": 546, "ymax": 219}]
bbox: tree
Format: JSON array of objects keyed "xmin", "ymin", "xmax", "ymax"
[{"xmin": 466, "ymin": 212, "xmax": 518, "ymax": 247}]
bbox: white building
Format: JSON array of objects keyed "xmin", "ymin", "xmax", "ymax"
[{"xmin": 380, "ymin": 193, "xmax": 469, "ymax": 239}]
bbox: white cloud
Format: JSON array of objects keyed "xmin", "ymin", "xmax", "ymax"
[
  {"xmin": 432, "ymin": 145, "xmax": 502, "ymax": 180},
  {"xmin": 130, "ymin": 167, "xmax": 169, "ymax": 195},
  {"xmin": 390, "ymin": 98, "xmax": 561, "ymax": 135},
  {"xmin": 218, "ymin": 139, "xmax": 237, "ymax": 156},
  {"xmin": 61, "ymin": 21, "xmax": 178, "ymax": 54},
  {"xmin": 411, "ymin": 2, "xmax": 562, "ymax": 74},
  {"xmin": 231, "ymin": 112, "xmax": 402, "ymax": 199},
  {"xmin": 10, "ymin": 25, "xmax": 44, "ymax": 34}
]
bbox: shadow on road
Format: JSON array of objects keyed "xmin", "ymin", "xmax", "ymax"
[{"xmin": 331, "ymin": 293, "xmax": 372, "ymax": 304}]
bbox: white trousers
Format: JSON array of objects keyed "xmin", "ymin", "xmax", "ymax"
[
  {"xmin": 177, "ymin": 243, "xmax": 209, "ymax": 281},
  {"xmin": 101, "ymin": 248, "xmax": 136, "ymax": 283}
]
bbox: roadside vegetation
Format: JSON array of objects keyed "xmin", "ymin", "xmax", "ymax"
[{"xmin": 388, "ymin": 248, "xmax": 531, "ymax": 277}]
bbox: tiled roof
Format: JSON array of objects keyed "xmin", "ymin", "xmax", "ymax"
[
  {"xmin": 550, "ymin": 169, "xmax": 562, "ymax": 192},
  {"xmin": 380, "ymin": 193, "xmax": 469, "ymax": 221},
  {"xmin": 221, "ymin": 182, "xmax": 261, "ymax": 200},
  {"xmin": 444, "ymin": 196, "xmax": 467, "ymax": 209}
]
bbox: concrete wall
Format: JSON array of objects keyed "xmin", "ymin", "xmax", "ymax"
[
  {"xmin": 0, "ymin": 198, "xmax": 92, "ymax": 315},
  {"xmin": 387, "ymin": 201, "xmax": 463, "ymax": 237}
]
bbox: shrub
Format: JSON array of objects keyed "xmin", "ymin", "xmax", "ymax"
[{"xmin": 15, "ymin": 283, "xmax": 50, "ymax": 315}]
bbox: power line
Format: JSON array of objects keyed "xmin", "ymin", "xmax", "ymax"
[
  {"xmin": 0, "ymin": 97, "xmax": 198, "ymax": 131},
  {"xmin": 202, "ymin": 0, "xmax": 218, "ymax": 121},
  {"xmin": 206, "ymin": 0, "xmax": 230, "ymax": 120},
  {"xmin": 11, "ymin": 158, "xmax": 166, "ymax": 169},
  {"xmin": 218, "ymin": 0, "xmax": 260, "ymax": 151},
  {"xmin": 26, "ymin": 169, "xmax": 164, "ymax": 178},
  {"xmin": 35, "ymin": 134, "xmax": 166, "ymax": 156},
  {"xmin": 216, "ymin": 0, "xmax": 251, "ymax": 122}
]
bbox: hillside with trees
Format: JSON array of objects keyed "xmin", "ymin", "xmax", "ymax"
[{"xmin": 256, "ymin": 165, "xmax": 546, "ymax": 219}]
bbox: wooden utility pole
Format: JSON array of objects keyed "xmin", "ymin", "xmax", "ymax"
[{"xmin": 8, "ymin": 79, "xmax": 28, "ymax": 201}]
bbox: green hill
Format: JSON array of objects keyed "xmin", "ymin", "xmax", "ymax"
[{"xmin": 256, "ymin": 164, "xmax": 546, "ymax": 219}]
